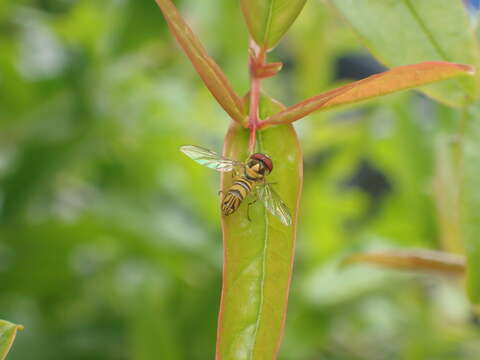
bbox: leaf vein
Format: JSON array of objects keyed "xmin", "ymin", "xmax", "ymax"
[
  {"xmin": 263, "ymin": 0, "xmax": 276, "ymax": 47},
  {"xmin": 249, "ymin": 133, "xmax": 269, "ymax": 359},
  {"xmin": 402, "ymin": 0, "xmax": 450, "ymax": 61}
]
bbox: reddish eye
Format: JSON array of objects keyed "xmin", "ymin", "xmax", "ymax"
[{"xmin": 250, "ymin": 153, "xmax": 273, "ymax": 173}]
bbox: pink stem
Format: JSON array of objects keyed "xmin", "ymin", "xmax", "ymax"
[
  {"xmin": 248, "ymin": 76, "xmax": 261, "ymax": 153},
  {"xmin": 247, "ymin": 43, "xmax": 266, "ymax": 154}
]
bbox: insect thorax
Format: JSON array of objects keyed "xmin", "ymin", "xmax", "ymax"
[{"xmin": 245, "ymin": 159, "xmax": 269, "ymax": 181}]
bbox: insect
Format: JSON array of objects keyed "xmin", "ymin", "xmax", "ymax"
[{"xmin": 180, "ymin": 145, "xmax": 292, "ymax": 226}]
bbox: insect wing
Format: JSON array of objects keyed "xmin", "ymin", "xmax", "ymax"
[
  {"xmin": 258, "ymin": 184, "xmax": 292, "ymax": 226},
  {"xmin": 180, "ymin": 145, "xmax": 243, "ymax": 172}
]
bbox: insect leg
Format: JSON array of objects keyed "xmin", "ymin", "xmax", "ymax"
[{"xmin": 246, "ymin": 191, "xmax": 258, "ymax": 222}]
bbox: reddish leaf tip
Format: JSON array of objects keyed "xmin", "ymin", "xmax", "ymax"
[
  {"xmin": 421, "ymin": 61, "xmax": 476, "ymax": 74},
  {"xmin": 456, "ymin": 63, "xmax": 476, "ymax": 74}
]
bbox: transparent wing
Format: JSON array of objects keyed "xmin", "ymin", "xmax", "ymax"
[
  {"xmin": 258, "ymin": 184, "xmax": 292, "ymax": 226},
  {"xmin": 180, "ymin": 145, "xmax": 243, "ymax": 172}
]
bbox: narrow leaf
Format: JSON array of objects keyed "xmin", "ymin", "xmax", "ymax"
[
  {"xmin": 262, "ymin": 61, "xmax": 474, "ymax": 126},
  {"xmin": 344, "ymin": 250, "xmax": 465, "ymax": 276},
  {"xmin": 0, "ymin": 320, "xmax": 23, "ymax": 360},
  {"xmin": 155, "ymin": 0, "xmax": 246, "ymax": 124},
  {"xmin": 433, "ymin": 135, "xmax": 463, "ymax": 254},
  {"xmin": 329, "ymin": 0, "xmax": 480, "ymax": 106},
  {"xmin": 241, "ymin": 0, "xmax": 307, "ymax": 50},
  {"xmin": 461, "ymin": 105, "xmax": 480, "ymax": 303},
  {"xmin": 216, "ymin": 97, "xmax": 303, "ymax": 359}
]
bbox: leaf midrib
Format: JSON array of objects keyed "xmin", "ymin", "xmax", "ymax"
[
  {"xmin": 262, "ymin": 0, "xmax": 276, "ymax": 47},
  {"xmin": 249, "ymin": 133, "xmax": 269, "ymax": 360},
  {"xmin": 402, "ymin": 0, "xmax": 450, "ymax": 61},
  {"xmin": 402, "ymin": 0, "xmax": 465, "ymax": 93}
]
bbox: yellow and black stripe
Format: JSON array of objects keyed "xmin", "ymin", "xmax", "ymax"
[{"xmin": 221, "ymin": 177, "xmax": 255, "ymax": 215}]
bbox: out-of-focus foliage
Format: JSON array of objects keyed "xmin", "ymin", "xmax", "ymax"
[
  {"xmin": 1, "ymin": 0, "xmax": 480, "ymax": 359},
  {"xmin": 329, "ymin": 0, "xmax": 480, "ymax": 106},
  {"xmin": 329, "ymin": 0, "xmax": 480, "ymax": 311}
]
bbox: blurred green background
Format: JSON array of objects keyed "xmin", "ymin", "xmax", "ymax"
[{"xmin": 1, "ymin": 0, "xmax": 479, "ymax": 359}]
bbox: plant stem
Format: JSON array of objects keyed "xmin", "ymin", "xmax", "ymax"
[
  {"xmin": 248, "ymin": 76, "xmax": 261, "ymax": 153},
  {"xmin": 248, "ymin": 42, "xmax": 266, "ymax": 154}
]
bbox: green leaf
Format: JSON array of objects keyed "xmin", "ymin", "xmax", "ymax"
[
  {"xmin": 155, "ymin": 0, "xmax": 246, "ymax": 124},
  {"xmin": 343, "ymin": 249, "xmax": 465, "ymax": 276},
  {"xmin": 0, "ymin": 320, "xmax": 22, "ymax": 360},
  {"xmin": 329, "ymin": 0, "xmax": 480, "ymax": 106},
  {"xmin": 216, "ymin": 97, "xmax": 302, "ymax": 359},
  {"xmin": 261, "ymin": 61, "xmax": 474, "ymax": 126},
  {"xmin": 240, "ymin": 0, "xmax": 307, "ymax": 50}
]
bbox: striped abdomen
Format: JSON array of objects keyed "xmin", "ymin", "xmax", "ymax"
[{"xmin": 221, "ymin": 176, "xmax": 255, "ymax": 216}]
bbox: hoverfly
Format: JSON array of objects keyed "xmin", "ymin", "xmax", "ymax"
[{"xmin": 180, "ymin": 145, "xmax": 292, "ymax": 226}]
